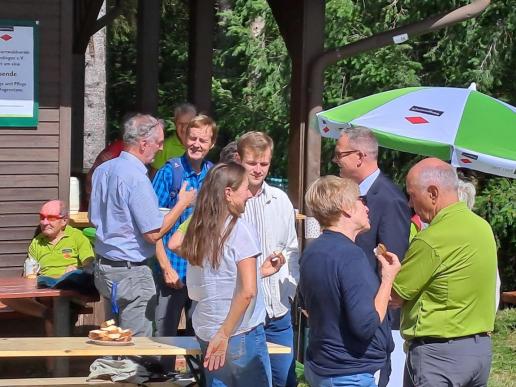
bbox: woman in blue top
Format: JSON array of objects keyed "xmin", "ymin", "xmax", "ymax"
[
  {"xmin": 181, "ymin": 162, "xmax": 284, "ymax": 386},
  {"xmin": 299, "ymin": 176, "xmax": 401, "ymax": 387}
]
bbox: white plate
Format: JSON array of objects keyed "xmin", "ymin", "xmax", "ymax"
[{"xmin": 88, "ymin": 339, "xmax": 134, "ymax": 346}]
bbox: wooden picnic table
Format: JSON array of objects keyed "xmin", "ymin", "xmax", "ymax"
[
  {"xmin": 70, "ymin": 211, "xmax": 306, "ymax": 226},
  {"xmin": 0, "ymin": 336, "xmax": 290, "ymax": 386},
  {"xmin": 0, "ymin": 336, "xmax": 290, "ymax": 357},
  {"xmin": 0, "ymin": 277, "xmax": 98, "ymax": 376}
]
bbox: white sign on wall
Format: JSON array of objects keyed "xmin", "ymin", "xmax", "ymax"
[{"xmin": 0, "ymin": 20, "xmax": 38, "ymax": 127}]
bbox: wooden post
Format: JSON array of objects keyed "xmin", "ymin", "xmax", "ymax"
[
  {"xmin": 136, "ymin": 0, "xmax": 161, "ymax": 114},
  {"xmin": 187, "ymin": 0, "xmax": 215, "ymax": 115},
  {"xmin": 268, "ymin": 0, "xmax": 324, "ymax": 211},
  {"xmin": 59, "ymin": 0, "xmax": 73, "ymax": 203}
]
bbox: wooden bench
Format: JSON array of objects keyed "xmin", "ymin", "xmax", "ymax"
[{"xmin": 0, "ymin": 301, "xmax": 94, "ymax": 320}]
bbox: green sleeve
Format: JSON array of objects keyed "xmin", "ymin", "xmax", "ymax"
[
  {"xmin": 152, "ymin": 148, "xmax": 168, "ymax": 170},
  {"xmin": 28, "ymin": 238, "xmax": 39, "ymax": 261},
  {"xmin": 178, "ymin": 216, "xmax": 191, "ymax": 234},
  {"xmin": 75, "ymin": 231, "xmax": 95, "ymax": 265},
  {"xmin": 393, "ymin": 238, "xmax": 441, "ymax": 301}
]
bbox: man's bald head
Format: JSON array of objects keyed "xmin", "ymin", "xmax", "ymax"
[
  {"xmin": 406, "ymin": 158, "xmax": 459, "ymax": 223},
  {"xmin": 39, "ymin": 200, "xmax": 68, "ymax": 241},
  {"xmin": 408, "ymin": 158, "xmax": 458, "ymax": 193},
  {"xmin": 40, "ymin": 200, "xmax": 68, "ymax": 218}
]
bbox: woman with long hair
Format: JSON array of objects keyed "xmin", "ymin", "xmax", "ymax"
[{"xmin": 181, "ymin": 162, "xmax": 284, "ymax": 386}]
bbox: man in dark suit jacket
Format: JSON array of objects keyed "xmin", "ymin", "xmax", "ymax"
[{"xmin": 333, "ymin": 126, "xmax": 411, "ymax": 387}]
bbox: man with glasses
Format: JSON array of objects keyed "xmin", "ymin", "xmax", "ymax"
[
  {"xmin": 333, "ymin": 126, "xmax": 411, "ymax": 387},
  {"xmin": 90, "ymin": 113, "xmax": 195, "ymax": 338},
  {"xmin": 1, "ymin": 200, "xmax": 94, "ymax": 336}
]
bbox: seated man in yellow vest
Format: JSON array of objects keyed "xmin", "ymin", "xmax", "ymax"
[{"xmin": 2, "ymin": 200, "xmax": 94, "ymax": 335}]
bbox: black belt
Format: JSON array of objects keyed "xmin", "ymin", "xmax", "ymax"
[
  {"xmin": 412, "ymin": 332, "xmax": 490, "ymax": 345},
  {"xmin": 98, "ymin": 256, "xmax": 148, "ymax": 268}
]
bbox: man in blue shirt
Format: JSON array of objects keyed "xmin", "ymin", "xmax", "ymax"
[
  {"xmin": 152, "ymin": 114, "xmax": 217, "ymax": 372},
  {"xmin": 90, "ymin": 113, "xmax": 195, "ymax": 337}
]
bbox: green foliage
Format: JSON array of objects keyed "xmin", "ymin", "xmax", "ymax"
[
  {"xmin": 213, "ymin": 0, "xmax": 291, "ymax": 176},
  {"xmin": 475, "ymin": 179, "xmax": 516, "ymax": 291},
  {"xmin": 106, "ymin": 0, "xmax": 138, "ymax": 138},
  {"xmin": 106, "ymin": 0, "xmax": 516, "ymax": 284},
  {"xmin": 106, "ymin": 0, "xmax": 190, "ymax": 138}
]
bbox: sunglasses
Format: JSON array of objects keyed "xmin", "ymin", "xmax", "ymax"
[
  {"xmin": 358, "ymin": 196, "xmax": 367, "ymax": 205},
  {"xmin": 39, "ymin": 214, "xmax": 64, "ymax": 221}
]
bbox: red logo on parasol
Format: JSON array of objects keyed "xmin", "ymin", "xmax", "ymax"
[
  {"xmin": 405, "ymin": 116, "xmax": 428, "ymax": 124},
  {"xmin": 323, "ymin": 126, "xmax": 330, "ymax": 133},
  {"xmin": 0, "ymin": 34, "xmax": 12, "ymax": 41},
  {"xmin": 460, "ymin": 159, "xmax": 472, "ymax": 164}
]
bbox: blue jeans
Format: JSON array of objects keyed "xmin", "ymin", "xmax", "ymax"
[
  {"xmin": 198, "ymin": 324, "xmax": 272, "ymax": 387},
  {"xmin": 305, "ymin": 363, "xmax": 377, "ymax": 387},
  {"xmin": 265, "ymin": 312, "xmax": 297, "ymax": 387}
]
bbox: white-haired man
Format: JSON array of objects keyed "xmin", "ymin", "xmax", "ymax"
[
  {"xmin": 391, "ymin": 158, "xmax": 497, "ymax": 387},
  {"xmin": 90, "ymin": 113, "xmax": 194, "ymax": 337}
]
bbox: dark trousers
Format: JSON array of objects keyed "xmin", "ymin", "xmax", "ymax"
[
  {"xmin": 154, "ymin": 275, "xmax": 194, "ymax": 373},
  {"xmin": 404, "ymin": 334, "xmax": 492, "ymax": 387}
]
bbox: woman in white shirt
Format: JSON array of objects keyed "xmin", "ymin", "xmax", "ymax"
[{"xmin": 181, "ymin": 162, "xmax": 284, "ymax": 386}]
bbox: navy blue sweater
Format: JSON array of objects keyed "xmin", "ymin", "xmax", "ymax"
[{"xmin": 299, "ymin": 230, "xmax": 394, "ymax": 377}]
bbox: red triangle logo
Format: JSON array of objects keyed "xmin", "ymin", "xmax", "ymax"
[
  {"xmin": 0, "ymin": 34, "xmax": 12, "ymax": 41},
  {"xmin": 460, "ymin": 158, "xmax": 472, "ymax": 164},
  {"xmin": 405, "ymin": 116, "xmax": 428, "ymax": 124},
  {"xmin": 323, "ymin": 126, "xmax": 330, "ymax": 133}
]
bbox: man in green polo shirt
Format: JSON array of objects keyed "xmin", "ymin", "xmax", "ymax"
[
  {"xmin": 389, "ymin": 158, "xmax": 497, "ymax": 387},
  {"xmin": 149, "ymin": 103, "xmax": 197, "ymax": 178},
  {"xmin": 1, "ymin": 200, "xmax": 94, "ymax": 335}
]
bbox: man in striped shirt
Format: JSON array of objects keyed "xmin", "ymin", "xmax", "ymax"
[{"xmin": 236, "ymin": 131, "xmax": 300, "ymax": 387}]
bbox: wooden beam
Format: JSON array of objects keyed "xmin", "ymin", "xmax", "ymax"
[
  {"xmin": 268, "ymin": 0, "xmax": 324, "ymax": 211},
  {"xmin": 59, "ymin": 0, "xmax": 73, "ymax": 203},
  {"xmin": 136, "ymin": 0, "xmax": 161, "ymax": 114},
  {"xmin": 73, "ymin": 0, "xmax": 104, "ymax": 54},
  {"xmin": 187, "ymin": 0, "xmax": 215, "ymax": 115}
]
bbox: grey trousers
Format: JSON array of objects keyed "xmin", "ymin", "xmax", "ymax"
[
  {"xmin": 404, "ymin": 334, "xmax": 492, "ymax": 387},
  {"xmin": 94, "ymin": 261, "xmax": 156, "ymax": 337}
]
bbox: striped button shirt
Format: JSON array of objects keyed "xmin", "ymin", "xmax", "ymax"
[{"xmin": 242, "ymin": 182, "xmax": 300, "ymax": 318}]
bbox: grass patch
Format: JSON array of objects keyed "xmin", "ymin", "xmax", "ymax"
[
  {"xmin": 296, "ymin": 309, "xmax": 516, "ymax": 386},
  {"xmin": 490, "ymin": 308, "xmax": 516, "ymax": 387}
]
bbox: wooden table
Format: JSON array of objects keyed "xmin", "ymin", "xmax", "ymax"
[
  {"xmin": 0, "ymin": 277, "xmax": 97, "ymax": 376},
  {"xmin": 0, "ymin": 336, "xmax": 290, "ymax": 386},
  {"xmin": 69, "ymin": 212, "xmax": 91, "ymax": 228},
  {"xmin": 71, "ymin": 211, "xmax": 304, "ymax": 226},
  {"xmin": 0, "ymin": 336, "xmax": 290, "ymax": 357}
]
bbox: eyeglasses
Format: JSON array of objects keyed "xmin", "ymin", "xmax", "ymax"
[
  {"xmin": 39, "ymin": 214, "xmax": 64, "ymax": 222},
  {"xmin": 358, "ymin": 196, "xmax": 367, "ymax": 205},
  {"xmin": 332, "ymin": 149, "xmax": 359, "ymax": 162}
]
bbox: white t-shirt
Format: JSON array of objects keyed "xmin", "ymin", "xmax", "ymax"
[{"xmin": 187, "ymin": 218, "xmax": 265, "ymax": 342}]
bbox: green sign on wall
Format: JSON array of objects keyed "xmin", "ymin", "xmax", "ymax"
[{"xmin": 0, "ymin": 20, "xmax": 39, "ymax": 127}]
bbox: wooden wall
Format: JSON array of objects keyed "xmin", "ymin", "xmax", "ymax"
[{"xmin": 0, "ymin": 0, "xmax": 72, "ymax": 276}]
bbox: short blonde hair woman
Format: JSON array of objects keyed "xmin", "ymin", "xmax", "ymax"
[{"xmin": 299, "ymin": 175, "xmax": 400, "ymax": 387}]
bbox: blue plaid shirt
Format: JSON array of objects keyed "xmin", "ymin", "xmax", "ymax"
[{"xmin": 152, "ymin": 154, "xmax": 212, "ymax": 281}]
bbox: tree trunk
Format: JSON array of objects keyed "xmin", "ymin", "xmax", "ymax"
[{"xmin": 83, "ymin": 1, "xmax": 107, "ymax": 169}]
